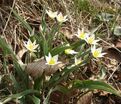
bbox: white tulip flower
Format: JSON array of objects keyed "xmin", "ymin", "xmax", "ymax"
[
  {"xmin": 91, "ymin": 45, "xmax": 106, "ymax": 58},
  {"xmin": 46, "ymin": 10, "xmax": 58, "ymax": 19},
  {"xmin": 45, "ymin": 53, "xmax": 60, "ymax": 65},
  {"xmin": 24, "ymin": 39, "xmax": 38, "ymax": 52},
  {"xmin": 85, "ymin": 34, "xmax": 99, "ymax": 45},
  {"xmin": 56, "ymin": 12, "xmax": 67, "ymax": 23}
]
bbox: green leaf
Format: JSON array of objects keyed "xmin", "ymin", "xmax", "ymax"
[
  {"xmin": 43, "ymin": 85, "xmax": 69, "ymax": 104},
  {"xmin": 51, "ymin": 44, "xmax": 70, "ymax": 56},
  {"xmin": 97, "ymin": 12, "xmax": 114, "ymax": 22},
  {"xmin": 13, "ymin": 10, "xmax": 32, "ymax": 32},
  {"xmin": 43, "ymin": 40, "xmax": 49, "ymax": 55},
  {"xmin": 47, "ymin": 65, "xmax": 80, "ymax": 87},
  {"xmin": 48, "ymin": 24, "xmax": 60, "ymax": 48},
  {"xmin": 10, "ymin": 74, "xmax": 21, "ymax": 91},
  {"xmin": 43, "ymin": 88, "xmax": 53, "ymax": 104},
  {"xmin": 13, "ymin": 61, "xmax": 29, "ymax": 89},
  {"xmin": 114, "ymin": 26, "xmax": 121, "ymax": 36},
  {"xmin": 0, "ymin": 36, "xmax": 30, "ymax": 90},
  {"xmin": 34, "ymin": 75, "xmax": 44, "ymax": 91},
  {"xmin": 29, "ymin": 95, "xmax": 40, "ymax": 104},
  {"xmin": 54, "ymin": 85, "xmax": 69, "ymax": 94},
  {"xmin": 73, "ymin": 80, "xmax": 121, "ymax": 97},
  {"xmin": 0, "ymin": 37, "xmax": 15, "ymax": 57},
  {"xmin": 41, "ymin": 9, "xmax": 47, "ymax": 34},
  {"xmin": 71, "ymin": 40, "xmax": 85, "ymax": 49},
  {"xmin": 1, "ymin": 89, "xmax": 39, "ymax": 104}
]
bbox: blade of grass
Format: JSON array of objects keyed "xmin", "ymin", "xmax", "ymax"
[{"xmin": 12, "ymin": 10, "xmax": 32, "ymax": 32}]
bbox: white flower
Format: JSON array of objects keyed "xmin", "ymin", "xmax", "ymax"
[
  {"xmin": 46, "ymin": 10, "xmax": 58, "ymax": 19},
  {"xmin": 24, "ymin": 39, "xmax": 39, "ymax": 52},
  {"xmin": 85, "ymin": 34, "xmax": 99, "ymax": 45},
  {"xmin": 45, "ymin": 53, "xmax": 60, "ymax": 65},
  {"xmin": 91, "ymin": 45, "xmax": 106, "ymax": 58},
  {"xmin": 56, "ymin": 12, "xmax": 67, "ymax": 23},
  {"xmin": 65, "ymin": 49, "xmax": 77, "ymax": 55},
  {"xmin": 75, "ymin": 28, "xmax": 88, "ymax": 40},
  {"xmin": 74, "ymin": 57, "xmax": 82, "ymax": 65}
]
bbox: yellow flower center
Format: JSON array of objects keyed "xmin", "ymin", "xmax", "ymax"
[
  {"xmin": 49, "ymin": 58, "xmax": 55, "ymax": 65},
  {"xmin": 58, "ymin": 15, "xmax": 63, "ymax": 21},
  {"xmin": 28, "ymin": 44, "xmax": 34, "ymax": 51},
  {"xmin": 79, "ymin": 32, "xmax": 85, "ymax": 39},
  {"xmin": 93, "ymin": 50, "xmax": 100, "ymax": 58},
  {"xmin": 65, "ymin": 49, "xmax": 71, "ymax": 54},
  {"xmin": 87, "ymin": 37, "xmax": 94, "ymax": 44}
]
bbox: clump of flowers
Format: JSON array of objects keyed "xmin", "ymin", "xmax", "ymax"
[
  {"xmin": 46, "ymin": 9, "xmax": 67, "ymax": 23},
  {"xmin": 75, "ymin": 28, "xmax": 106, "ymax": 58}
]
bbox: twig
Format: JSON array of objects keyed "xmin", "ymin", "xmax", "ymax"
[
  {"xmin": 98, "ymin": 37, "xmax": 121, "ymax": 53},
  {"xmin": 2, "ymin": 0, "xmax": 16, "ymax": 43}
]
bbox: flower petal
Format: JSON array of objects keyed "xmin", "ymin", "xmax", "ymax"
[{"xmin": 53, "ymin": 55, "xmax": 58, "ymax": 62}]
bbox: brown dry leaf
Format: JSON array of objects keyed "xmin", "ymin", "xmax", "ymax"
[
  {"xmin": 25, "ymin": 57, "xmax": 64, "ymax": 77},
  {"xmin": 105, "ymin": 48, "xmax": 121, "ymax": 63},
  {"xmin": 115, "ymin": 42, "xmax": 121, "ymax": 48},
  {"xmin": 0, "ymin": 0, "xmax": 13, "ymax": 6},
  {"xmin": 50, "ymin": 91, "xmax": 69, "ymax": 104},
  {"xmin": 99, "ymin": 90, "xmax": 111, "ymax": 96},
  {"xmin": 106, "ymin": 39, "xmax": 121, "ymax": 63},
  {"xmin": 17, "ymin": 49, "xmax": 64, "ymax": 77},
  {"xmin": 17, "ymin": 48, "xmax": 27, "ymax": 60},
  {"xmin": 77, "ymin": 92, "xmax": 93, "ymax": 104},
  {"xmin": 0, "ymin": 62, "xmax": 2, "ymax": 71},
  {"xmin": 60, "ymin": 28, "xmax": 74, "ymax": 39}
]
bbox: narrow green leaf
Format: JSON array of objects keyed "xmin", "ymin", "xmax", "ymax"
[
  {"xmin": 41, "ymin": 9, "xmax": 47, "ymax": 34},
  {"xmin": 54, "ymin": 85, "xmax": 69, "ymax": 94},
  {"xmin": 13, "ymin": 10, "xmax": 32, "ymax": 32},
  {"xmin": 1, "ymin": 89, "xmax": 39, "ymax": 104},
  {"xmin": 43, "ymin": 88, "xmax": 53, "ymax": 104},
  {"xmin": 13, "ymin": 61, "xmax": 29, "ymax": 89},
  {"xmin": 34, "ymin": 75, "xmax": 44, "ymax": 91},
  {"xmin": 43, "ymin": 40, "xmax": 48, "ymax": 55},
  {"xmin": 51, "ymin": 45, "xmax": 70, "ymax": 56},
  {"xmin": 29, "ymin": 95, "xmax": 40, "ymax": 104},
  {"xmin": 10, "ymin": 74, "xmax": 21, "ymax": 91},
  {"xmin": 71, "ymin": 40, "xmax": 85, "ymax": 49},
  {"xmin": 73, "ymin": 80, "xmax": 121, "ymax": 97},
  {"xmin": 47, "ymin": 65, "xmax": 79, "ymax": 87},
  {"xmin": 0, "ymin": 37, "xmax": 14, "ymax": 57}
]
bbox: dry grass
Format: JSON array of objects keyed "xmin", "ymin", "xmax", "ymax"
[{"xmin": 1, "ymin": 0, "xmax": 121, "ymax": 104}]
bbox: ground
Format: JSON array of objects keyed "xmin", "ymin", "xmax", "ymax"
[{"xmin": 1, "ymin": 0, "xmax": 121, "ymax": 104}]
